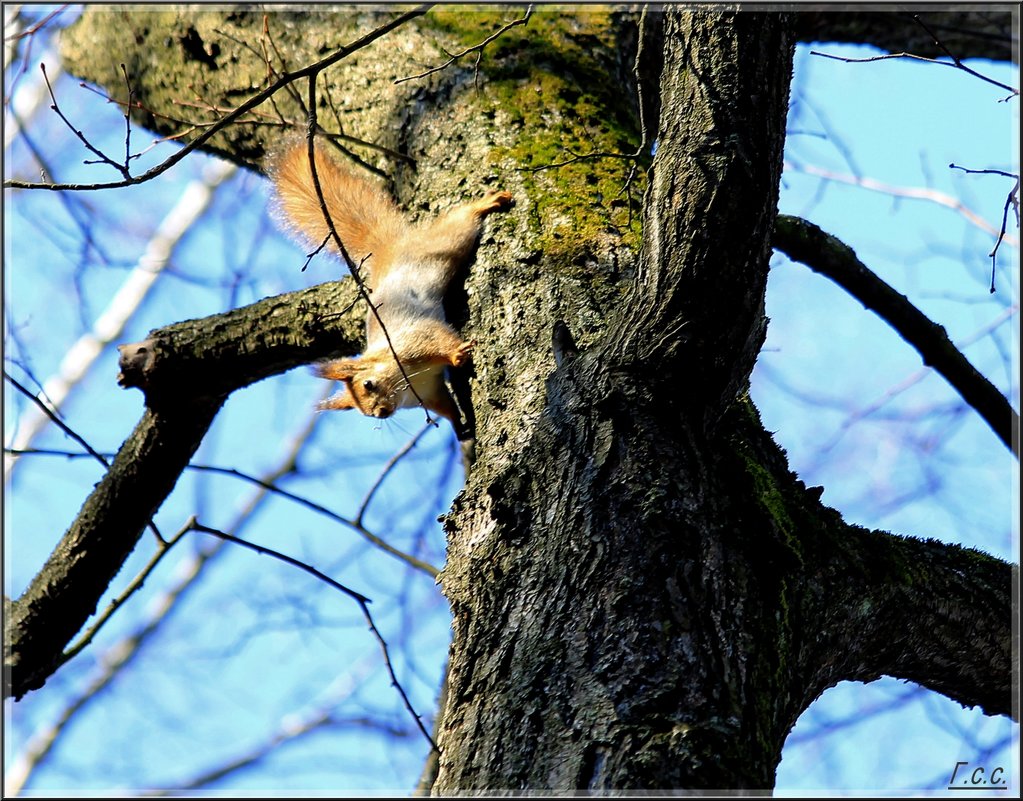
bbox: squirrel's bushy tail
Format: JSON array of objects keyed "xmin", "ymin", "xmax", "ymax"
[{"xmin": 267, "ymin": 141, "xmax": 407, "ymax": 273}]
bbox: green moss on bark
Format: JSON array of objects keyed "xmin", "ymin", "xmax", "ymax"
[{"xmin": 421, "ymin": 8, "xmax": 648, "ymax": 271}]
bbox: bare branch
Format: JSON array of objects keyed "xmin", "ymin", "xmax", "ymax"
[
  {"xmin": 809, "ymin": 40, "xmax": 1018, "ymax": 100},
  {"xmin": 949, "ymin": 163, "xmax": 1020, "ymax": 293},
  {"xmin": 118, "ymin": 63, "xmax": 135, "ymax": 167},
  {"xmin": 3, "ymin": 370, "xmax": 109, "ymax": 469},
  {"xmin": 3, "ymin": 5, "xmax": 70, "ymax": 102},
  {"xmin": 186, "ymin": 460, "xmax": 441, "ymax": 578},
  {"xmin": 909, "ymin": 13, "xmax": 1019, "ymax": 99},
  {"xmin": 4, "ymin": 445, "xmax": 443, "ymax": 578},
  {"xmin": 57, "ymin": 523, "xmax": 190, "ymax": 667},
  {"xmin": 793, "ymin": 11, "xmax": 1016, "ymax": 65},
  {"xmin": 3, "ymin": 4, "xmax": 68, "ymax": 45},
  {"xmin": 190, "ymin": 521, "xmax": 369, "ymax": 602},
  {"xmin": 773, "ymin": 214, "xmax": 1019, "ymax": 455},
  {"xmin": 786, "ymin": 304, "xmax": 1018, "ymax": 468},
  {"xmin": 40, "ymin": 61, "xmax": 129, "ymax": 177}
]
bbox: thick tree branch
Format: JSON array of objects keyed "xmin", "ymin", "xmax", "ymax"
[
  {"xmin": 795, "ymin": 10, "xmax": 1016, "ymax": 65},
  {"xmin": 618, "ymin": 11, "xmax": 793, "ymax": 424},
  {"xmin": 831, "ymin": 529, "xmax": 1017, "ymax": 720},
  {"xmin": 5, "ymin": 279, "xmax": 363, "ymax": 700},
  {"xmin": 116, "ymin": 279, "xmax": 362, "ymax": 405},
  {"xmin": 4, "ymin": 400, "xmax": 222, "ymax": 700},
  {"xmin": 773, "ymin": 214, "xmax": 1019, "ymax": 456},
  {"xmin": 731, "ymin": 403, "xmax": 1017, "ymax": 729}
]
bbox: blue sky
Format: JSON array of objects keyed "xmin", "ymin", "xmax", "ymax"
[{"xmin": 4, "ymin": 8, "xmax": 1019, "ymax": 795}]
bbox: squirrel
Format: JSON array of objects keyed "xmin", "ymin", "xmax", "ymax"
[{"xmin": 267, "ymin": 140, "xmax": 513, "ymax": 426}]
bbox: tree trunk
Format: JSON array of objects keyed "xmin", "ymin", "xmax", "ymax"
[
  {"xmin": 435, "ymin": 10, "xmax": 797, "ymax": 790},
  {"xmin": 7, "ymin": 6, "xmax": 1013, "ymax": 790}
]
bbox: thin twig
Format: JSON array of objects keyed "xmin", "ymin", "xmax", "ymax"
[
  {"xmin": 632, "ymin": 6, "xmax": 651, "ymax": 160},
  {"xmin": 394, "ymin": 4, "xmax": 532, "ymax": 85},
  {"xmin": 119, "ymin": 63, "xmax": 135, "ymax": 167},
  {"xmin": 356, "ymin": 422, "xmax": 433, "ymax": 527},
  {"xmin": 792, "ymin": 303, "xmax": 1018, "ymax": 470},
  {"xmin": 59, "ymin": 521, "xmax": 191, "ymax": 664},
  {"xmin": 188, "ymin": 460, "xmax": 441, "ymax": 578},
  {"xmin": 4, "ymin": 5, "xmax": 434, "ymax": 191},
  {"xmin": 190, "ymin": 521, "xmax": 439, "ymax": 752},
  {"xmin": 521, "ymin": 147, "xmax": 638, "ymax": 174},
  {"xmin": 516, "ymin": 8, "xmax": 649, "ymax": 219},
  {"xmin": 948, "ymin": 165, "xmax": 1019, "ymax": 180},
  {"xmin": 784, "ymin": 159, "xmax": 1018, "ymax": 244},
  {"xmin": 4, "ymin": 409, "xmax": 331, "ymax": 795},
  {"xmin": 191, "ymin": 522, "xmax": 370, "ymax": 601},
  {"xmin": 950, "ymin": 163, "xmax": 1020, "ymax": 292},
  {"xmin": 40, "ymin": 61, "xmax": 129, "ymax": 178},
  {"xmin": 3, "ymin": 6, "xmax": 70, "ymax": 105},
  {"xmin": 4, "ymin": 370, "xmax": 109, "ymax": 468},
  {"xmin": 3, "ymin": 4, "xmax": 69, "ymax": 43},
  {"xmin": 78, "ymin": 80, "xmax": 209, "ymax": 131},
  {"xmin": 301, "ymin": 232, "xmax": 334, "ymax": 272},
  {"xmin": 317, "ymin": 128, "xmax": 416, "ymax": 165},
  {"xmin": 4, "ymin": 372, "xmax": 172, "ymax": 545},
  {"xmin": 910, "ymin": 13, "xmax": 1019, "ymax": 100},
  {"xmin": 809, "ymin": 47, "xmax": 1018, "ymax": 99},
  {"xmin": 4, "ymin": 446, "xmax": 442, "ymax": 577},
  {"xmin": 3, "ymin": 517, "xmax": 188, "ymax": 795}
]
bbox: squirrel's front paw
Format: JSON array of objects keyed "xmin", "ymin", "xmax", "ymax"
[
  {"xmin": 478, "ymin": 190, "xmax": 514, "ymax": 215},
  {"xmin": 451, "ymin": 340, "xmax": 475, "ymax": 367}
]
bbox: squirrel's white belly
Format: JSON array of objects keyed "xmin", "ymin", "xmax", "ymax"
[{"xmin": 396, "ymin": 362, "xmax": 445, "ymax": 409}]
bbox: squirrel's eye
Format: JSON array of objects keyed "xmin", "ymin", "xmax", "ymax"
[{"xmin": 363, "ymin": 379, "xmax": 376, "ymax": 392}]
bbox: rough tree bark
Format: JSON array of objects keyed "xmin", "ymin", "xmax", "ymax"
[{"xmin": 5, "ymin": 5, "xmax": 1017, "ymax": 791}]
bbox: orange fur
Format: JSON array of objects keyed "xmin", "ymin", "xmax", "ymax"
[
  {"xmin": 266, "ymin": 140, "xmax": 408, "ymax": 271},
  {"xmin": 267, "ymin": 139, "xmax": 513, "ymax": 424}
]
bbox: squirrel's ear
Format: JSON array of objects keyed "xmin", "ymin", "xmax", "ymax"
[
  {"xmin": 318, "ymin": 387, "xmax": 357, "ymax": 411},
  {"xmin": 318, "ymin": 359, "xmax": 359, "ymax": 381}
]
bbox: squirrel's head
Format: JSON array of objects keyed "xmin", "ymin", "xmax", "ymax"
[{"xmin": 316, "ymin": 356, "xmax": 405, "ymax": 419}]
